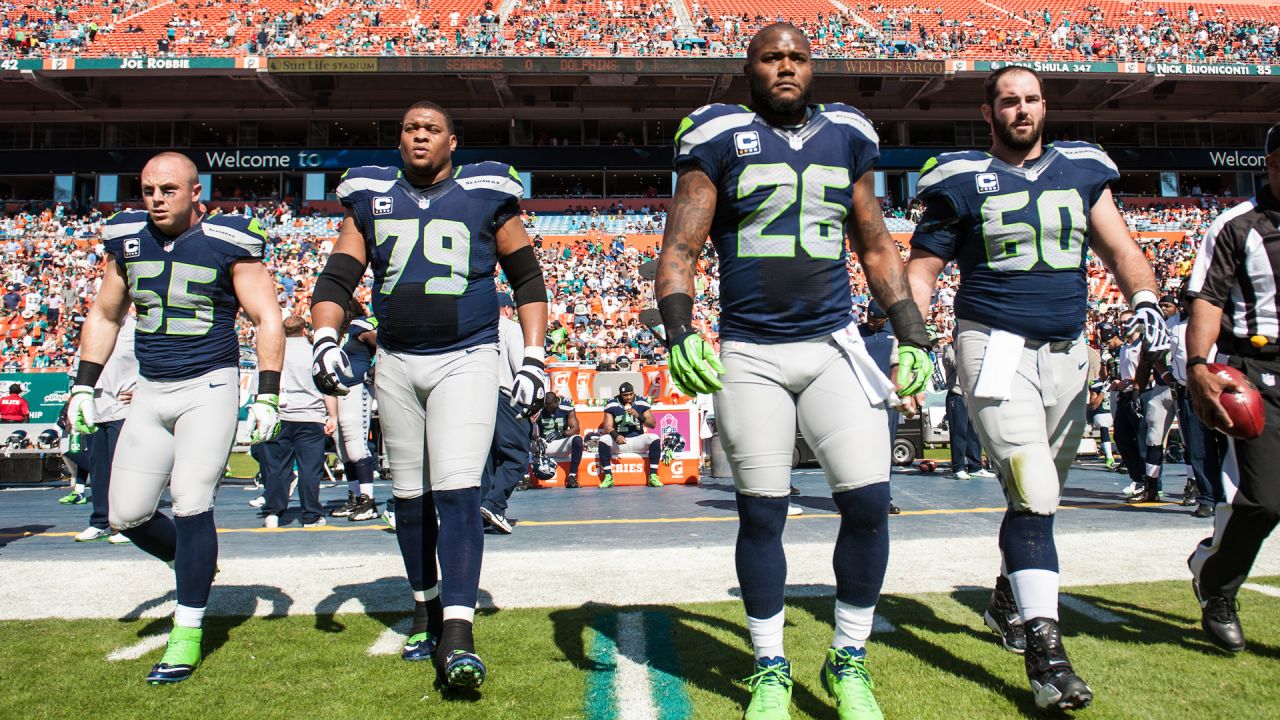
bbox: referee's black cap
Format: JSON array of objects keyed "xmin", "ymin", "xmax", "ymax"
[{"xmin": 1267, "ymin": 123, "xmax": 1280, "ymax": 155}]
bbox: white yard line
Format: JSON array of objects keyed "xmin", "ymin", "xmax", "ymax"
[
  {"xmin": 4, "ymin": 528, "xmax": 1277, "ymax": 620},
  {"xmin": 1242, "ymin": 583, "xmax": 1280, "ymax": 598},
  {"xmin": 614, "ymin": 612, "xmax": 658, "ymax": 720},
  {"xmin": 1059, "ymin": 595, "xmax": 1124, "ymax": 624},
  {"xmin": 106, "ymin": 633, "xmax": 168, "ymax": 661},
  {"xmin": 367, "ymin": 618, "xmax": 413, "ymax": 656}
]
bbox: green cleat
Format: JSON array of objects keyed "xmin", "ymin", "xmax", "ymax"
[
  {"xmin": 58, "ymin": 492, "xmax": 87, "ymax": 505},
  {"xmin": 821, "ymin": 647, "xmax": 884, "ymax": 720},
  {"xmin": 647, "ymin": 473, "xmax": 664, "ymax": 488},
  {"xmin": 743, "ymin": 657, "xmax": 793, "ymax": 720},
  {"xmin": 1104, "ymin": 458, "xmax": 1116, "ymax": 470},
  {"xmin": 599, "ymin": 473, "xmax": 614, "ymax": 489},
  {"xmin": 146, "ymin": 626, "xmax": 202, "ymax": 685}
]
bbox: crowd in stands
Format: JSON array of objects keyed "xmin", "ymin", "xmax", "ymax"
[
  {"xmin": 0, "ymin": 191, "xmax": 1235, "ymax": 374},
  {"xmin": 4, "ymin": 0, "xmax": 1280, "ymax": 62}
]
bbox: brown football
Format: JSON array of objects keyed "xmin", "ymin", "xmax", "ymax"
[{"xmin": 1207, "ymin": 363, "xmax": 1265, "ymax": 440}]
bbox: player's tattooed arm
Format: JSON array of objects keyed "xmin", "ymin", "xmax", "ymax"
[
  {"xmin": 1088, "ymin": 187, "xmax": 1159, "ymax": 300},
  {"xmin": 846, "ymin": 172, "xmax": 914, "ymax": 311},
  {"xmin": 655, "ymin": 166, "xmax": 716, "ymax": 327}
]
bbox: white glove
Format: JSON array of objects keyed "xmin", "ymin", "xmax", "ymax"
[
  {"xmin": 1126, "ymin": 291, "xmax": 1172, "ymax": 352},
  {"xmin": 311, "ymin": 327, "xmax": 351, "ymax": 397},
  {"xmin": 247, "ymin": 394, "xmax": 281, "ymax": 444},
  {"xmin": 510, "ymin": 347, "xmax": 547, "ymax": 416},
  {"xmin": 67, "ymin": 385, "xmax": 98, "ymax": 434}
]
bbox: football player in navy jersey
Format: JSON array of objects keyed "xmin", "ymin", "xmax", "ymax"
[
  {"xmin": 68, "ymin": 152, "xmax": 284, "ymax": 685},
  {"xmin": 906, "ymin": 66, "xmax": 1169, "ymax": 711},
  {"xmin": 330, "ymin": 300, "xmax": 381, "ymax": 521},
  {"xmin": 309, "ymin": 101, "xmax": 548, "ymax": 692},
  {"xmin": 532, "ymin": 391, "xmax": 583, "ymax": 487},
  {"xmin": 655, "ymin": 24, "xmax": 934, "ymax": 720}
]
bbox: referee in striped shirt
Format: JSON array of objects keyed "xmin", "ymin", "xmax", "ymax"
[{"xmin": 1184, "ymin": 124, "xmax": 1280, "ymax": 654}]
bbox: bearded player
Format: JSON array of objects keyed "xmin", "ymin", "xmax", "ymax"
[
  {"xmin": 656, "ymin": 24, "xmax": 933, "ymax": 720},
  {"xmin": 69, "ymin": 151, "xmax": 284, "ymax": 684},
  {"xmin": 310, "ymin": 101, "xmax": 547, "ymax": 691},
  {"xmin": 907, "ymin": 66, "xmax": 1169, "ymax": 711}
]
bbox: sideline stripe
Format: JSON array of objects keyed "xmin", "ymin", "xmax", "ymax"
[
  {"xmin": 585, "ymin": 613, "xmax": 619, "ymax": 720},
  {"xmin": 1059, "ymin": 595, "xmax": 1124, "ymax": 624},
  {"xmin": 1243, "ymin": 583, "xmax": 1280, "ymax": 598},
  {"xmin": 106, "ymin": 633, "xmax": 169, "ymax": 661},
  {"xmin": 644, "ymin": 612, "xmax": 693, "ymax": 719},
  {"xmin": 615, "ymin": 612, "xmax": 658, "ymax": 720},
  {"xmin": 0, "ymin": 501, "xmax": 1182, "ymax": 539},
  {"xmin": 367, "ymin": 618, "xmax": 412, "ymax": 656}
]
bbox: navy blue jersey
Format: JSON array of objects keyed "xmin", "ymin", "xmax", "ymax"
[
  {"xmin": 102, "ymin": 209, "xmax": 265, "ymax": 381},
  {"xmin": 604, "ymin": 396, "xmax": 652, "ymax": 438},
  {"xmin": 537, "ymin": 399, "xmax": 575, "ymax": 440},
  {"xmin": 910, "ymin": 142, "xmax": 1119, "ymax": 341},
  {"xmin": 337, "ymin": 162, "xmax": 522, "ymax": 355},
  {"xmin": 343, "ymin": 316, "xmax": 377, "ymax": 385},
  {"xmin": 674, "ymin": 103, "xmax": 879, "ymax": 343}
]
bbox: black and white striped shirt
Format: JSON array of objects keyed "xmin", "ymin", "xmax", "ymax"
[{"xmin": 1187, "ymin": 189, "xmax": 1280, "ymax": 344}]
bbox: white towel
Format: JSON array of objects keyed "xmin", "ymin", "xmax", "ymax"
[
  {"xmin": 831, "ymin": 321, "xmax": 897, "ymax": 408},
  {"xmin": 972, "ymin": 329, "xmax": 1024, "ymax": 401}
]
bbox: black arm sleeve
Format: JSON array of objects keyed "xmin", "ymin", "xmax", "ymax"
[
  {"xmin": 657, "ymin": 293, "xmax": 695, "ymax": 345},
  {"xmin": 311, "ymin": 252, "xmax": 365, "ymax": 310},
  {"xmin": 498, "ymin": 245, "xmax": 546, "ymax": 306},
  {"xmin": 886, "ymin": 299, "xmax": 932, "ymax": 348}
]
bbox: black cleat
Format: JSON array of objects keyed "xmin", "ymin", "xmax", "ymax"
[
  {"xmin": 983, "ymin": 576, "xmax": 1026, "ymax": 654},
  {"xmin": 1181, "ymin": 479, "xmax": 1198, "ymax": 506},
  {"xmin": 1192, "ymin": 504, "xmax": 1214, "ymax": 518},
  {"xmin": 348, "ymin": 494, "xmax": 378, "ymax": 521},
  {"xmin": 1125, "ymin": 480, "xmax": 1160, "ymax": 504},
  {"xmin": 1193, "ymin": 580, "xmax": 1246, "ymax": 653},
  {"xmin": 330, "ymin": 491, "xmax": 359, "ymax": 517},
  {"xmin": 1024, "ymin": 617, "xmax": 1093, "ymax": 711},
  {"xmin": 566, "ymin": 473, "xmax": 580, "ymax": 489}
]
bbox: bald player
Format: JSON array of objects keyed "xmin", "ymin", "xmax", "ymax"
[
  {"xmin": 69, "ymin": 151, "xmax": 284, "ymax": 685},
  {"xmin": 656, "ymin": 23, "xmax": 933, "ymax": 720}
]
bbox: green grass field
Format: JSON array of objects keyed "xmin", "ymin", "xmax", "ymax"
[{"xmin": 5, "ymin": 578, "xmax": 1280, "ymax": 719}]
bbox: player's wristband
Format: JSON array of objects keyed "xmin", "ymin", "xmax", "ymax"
[
  {"xmin": 657, "ymin": 293, "xmax": 695, "ymax": 348},
  {"xmin": 885, "ymin": 299, "xmax": 932, "ymax": 348},
  {"xmin": 313, "ymin": 326, "xmax": 340, "ymax": 345},
  {"xmin": 1187, "ymin": 356, "xmax": 1209, "ymax": 370},
  {"xmin": 75, "ymin": 360, "xmax": 104, "ymax": 388},
  {"xmin": 1130, "ymin": 289, "xmax": 1158, "ymax": 310},
  {"xmin": 258, "ymin": 370, "xmax": 281, "ymax": 396}
]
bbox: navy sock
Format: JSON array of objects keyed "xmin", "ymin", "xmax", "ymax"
[
  {"xmin": 121, "ymin": 512, "xmax": 177, "ymax": 563},
  {"xmin": 735, "ymin": 493, "xmax": 789, "ymax": 619},
  {"xmin": 599, "ymin": 441, "xmax": 613, "ymax": 474},
  {"xmin": 355, "ymin": 457, "xmax": 376, "ymax": 486},
  {"xmin": 999, "ymin": 511, "xmax": 1058, "ymax": 573},
  {"xmin": 174, "ymin": 511, "xmax": 218, "ymax": 608},
  {"xmin": 394, "ymin": 495, "xmax": 439, "ymax": 593},
  {"xmin": 832, "ymin": 483, "xmax": 891, "ymax": 607},
  {"xmin": 648, "ymin": 439, "xmax": 661, "ymax": 467},
  {"xmin": 569, "ymin": 436, "xmax": 584, "ymax": 468},
  {"xmin": 434, "ymin": 487, "xmax": 484, "ymax": 611}
]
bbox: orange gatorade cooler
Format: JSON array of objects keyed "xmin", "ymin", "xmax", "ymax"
[
  {"xmin": 548, "ymin": 364, "xmax": 575, "ymax": 400},
  {"xmin": 574, "ymin": 367, "xmax": 596, "ymax": 403},
  {"xmin": 641, "ymin": 364, "xmax": 663, "ymax": 398}
]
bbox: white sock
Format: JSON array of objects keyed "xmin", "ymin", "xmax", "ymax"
[
  {"xmin": 412, "ymin": 585, "xmax": 440, "ymax": 603},
  {"xmin": 1008, "ymin": 568, "xmax": 1059, "ymax": 621},
  {"xmin": 359, "ymin": 483, "xmax": 374, "ymax": 498},
  {"xmin": 74, "ymin": 483, "xmax": 85, "ymax": 494},
  {"xmin": 1102, "ymin": 442, "xmax": 1114, "ymax": 461},
  {"xmin": 174, "ymin": 604, "xmax": 206, "ymax": 629},
  {"xmin": 833, "ymin": 601, "xmax": 875, "ymax": 651},
  {"xmin": 746, "ymin": 610, "xmax": 785, "ymax": 659},
  {"xmin": 443, "ymin": 605, "xmax": 475, "ymax": 623}
]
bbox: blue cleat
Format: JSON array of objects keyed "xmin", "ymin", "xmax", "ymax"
[
  {"xmin": 402, "ymin": 631, "xmax": 437, "ymax": 662},
  {"xmin": 442, "ymin": 650, "xmax": 487, "ymax": 689}
]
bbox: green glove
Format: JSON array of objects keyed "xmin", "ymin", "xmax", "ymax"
[
  {"xmin": 247, "ymin": 393, "xmax": 282, "ymax": 444},
  {"xmin": 667, "ymin": 332, "xmax": 726, "ymax": 396},
  {"xmin": 895, "ymin": 345, "xmax": 933, "ymax": 397}
]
